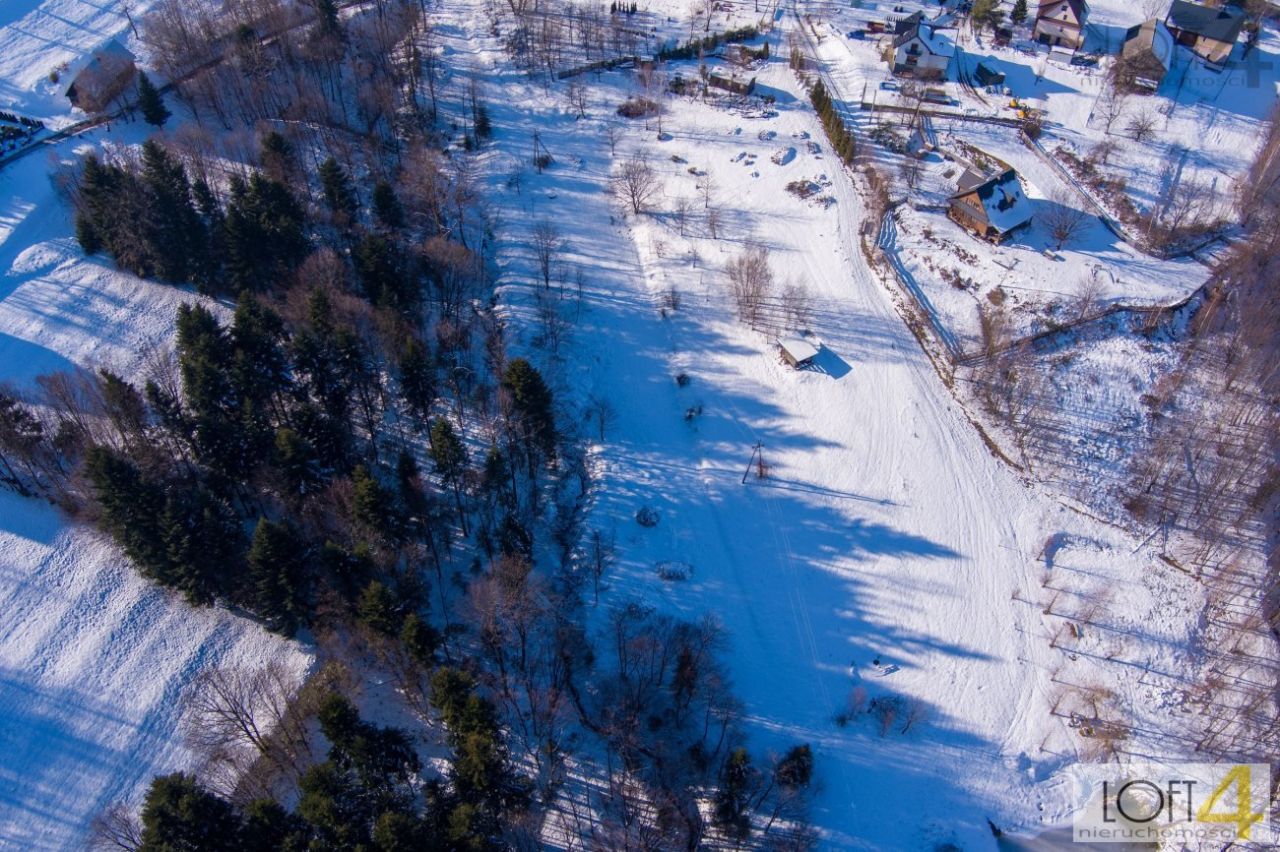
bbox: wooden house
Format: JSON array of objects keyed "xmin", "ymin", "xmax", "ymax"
[
  {"xmin": 947, "ymin": 168, "xmax": 1033, "ymax": 242},
  {"xmin": 890, "ymin": 17, "xmax": 955, "ymax": 79}
]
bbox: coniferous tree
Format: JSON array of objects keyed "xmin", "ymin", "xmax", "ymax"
[
  {"xmin": 137, "ymin": 72, "xmax": 171, "ymax": 127},
  {"xmin": 224, "ymin": 173, "xmax": 307, "ymax": 292},
  {"xmin": 140, "ymin": 140, "xmax": 206, "ymax": 283},
  {"xmin": 84, "ymin": 446, "xmax": 169, "ymax": 581},
  {"xmin": 160, "ymin": 482, "xmax": 241, "ymax": 605},
  {"xmin": 429, "ymin": 418, "xmax": 468, "ymax": 530},
  {"xmin": 319, "ymin": 156, "xmax": 358, "ymax": 221},
  {"xmin": 501, "ymin": 358, "xmax": 557, "ymax": 465},
  {"xmin": 247, "ymin": 518, "xmax": 307, "ymax": 634},
  {"xmin": 139, "ymin": 773, "xmax": 243, "ymax": 852},
  {"xmin": 75, "ymin": 213, "xmax": 102, "ymax": 255},
  {"xmin": 259, "ymin": 131, "xmax": 296, "ymax": 184},
  {"xmin": 352, "ymin": 465, "xmax": 398, "ymax": 541},
  {"xmin": 372, "ymin": 181, "xmax": 404, "ymax": 229},
  {"xmin": 397, "ymin": 339, "xmax": 435, "ymax": 424},
  {"xmin": 1011, "ymin": 0, "xmax": 1028, "ymax": 24},
  {"xmin": 357, "ymin": 580, "xmax": 400, "ymax": 635}
]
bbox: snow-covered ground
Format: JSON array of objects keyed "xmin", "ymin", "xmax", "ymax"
[
  {"xmin": 0, "ymin": 0, "xmax": 156, "ymax": 126},
  {"xmin": 436, "ymin": 2, "xmax": 1235, "ymax": 841},
  {"xmin": 0, "ymin": 493, "xmax": 312, "ymax": 850},
  {"xmin": 0, "ymin": 5, "xmax": 313, "ymax": 847},
  {"xmin": 888, "ymin": 119, "xmax": 1206, "ymax": 349},
  {"xmin": 0, "ymin": 0, "xmax": 1264, "ymax": 845}
]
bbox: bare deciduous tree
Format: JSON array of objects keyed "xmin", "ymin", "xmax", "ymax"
[
  {"xmin": 89, "ymin": 802, "xmax": 142, "ymax": 851},
  {"xmin": 1043, "ymin": 189, "xmax": 1091, "ymax": 250},
  {"xmin": 531, "ymin": 220, "xmax": 565, "ymax": 289},
  {"xmin": 604, "ymin": 121, "xmax": 623, "ymax": 157},
  {"xmin": 611, "ymin": 154, "xmax": 662, "ymax": 215},
  {"xmin": 1126, "ymin": 108, "xmax": 1159, "ymax": 142},
  {"xmin": 1096, "ymin": 87, "xmax": 1127, "ymax": 134},
  {"xmin": 182, "ymin": 662, "xmax": 310, "ymax": 789},
  {"xmin": 725, "ymin": 244, "xmax": 774, "ymax": 328},
  {"xmin": 781, "ymin": 281, "xmax": 814, "ymax": 330},
  {"xmin": 584, "ymin": 393, "xmax": 617, "ymax": 442}
]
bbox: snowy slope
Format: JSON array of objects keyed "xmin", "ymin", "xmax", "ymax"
[
  {"xmin": 0, "ymin": 6, "xmax": 312, "ymax": 847},
  {"xmin": 0, "ymin": 493, "xmax": 313, "ymax": 850},
  {"xmin": 435, "ymin": 7, "xmax": 1218, "ymax": 845}
]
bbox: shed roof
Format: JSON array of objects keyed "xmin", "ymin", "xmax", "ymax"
[{"xmin": 778, "ymin": 338, "xmax": 819, "ymax": 364}]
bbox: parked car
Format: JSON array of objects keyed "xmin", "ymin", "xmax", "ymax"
[
  {"xmin": 880, "ymin": 80, "xmax": 899, "ymax": 90},
  {"xmin": 848, "ymin": 29, "xmax": 866, "ymax": 39}
]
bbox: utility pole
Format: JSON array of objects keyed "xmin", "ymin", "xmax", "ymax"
[{"xmin": 741, "ymin": 441, "xmax": 766, "ymax": 483}]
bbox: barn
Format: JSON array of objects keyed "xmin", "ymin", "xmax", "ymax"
[{"xmin": 1118, "ymin": 19, "xmax": 1174, "ymax": 91}]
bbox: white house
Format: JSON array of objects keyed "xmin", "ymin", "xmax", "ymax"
[{"xmin": 891, "ymin": 18, "xmax": 955, "ymax": 78}]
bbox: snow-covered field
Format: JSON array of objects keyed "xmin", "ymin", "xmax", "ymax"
[
  {"xmin": 438, "ymin": 3, "xmax": 1235, "ymax": 840},
  {"xmin": 0, "ymin": 0, "xmax": 1266, "ymax": 845},
  {"xmin": 0, "ymin": 4, "xmax": 312, "ymax": 847}
]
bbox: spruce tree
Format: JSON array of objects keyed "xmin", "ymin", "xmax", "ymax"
[
  {"xmin": 137, "ymin": 72, "xmax": 171, "ymax": 127},
  {"xmin": 352, "ymin": 465, "xmax": 398, "ymax": 540},
  {"xmin": 501, "ymin": 358, "xmax": 557, "ymax": 463},
  {"xmin": 372, "ymin": 180, "xmax": 404, "ymax": 229},
  {"xmin": 247, "ymin": 518, "xmax": 306, "ymax": 634},
  {"xmin": 84, "ymin": 446, "xmax": 169, "ymax": 581},
  {"xmin": 139, "ymin": 774, "xmax": 243, "ymax": 852},
  {"xmin": 1011, "ymin": 0, "xmax": 1028, "ymax": 24},
  {"xmin": 141, "ymin": 140, "xmax": 205, "ymax": 283},
  {"xmin": 429, "ymin": 418, "xmax": 468, "ymax": 530},
  {"xmin": 223, "ymin": 173, "xmax": 307, "ymax": 292},
  {"xmin": 357, "ymin": 580, "xmax": 400, "ymax": 635},
  {"xmin": 318, "ymin": 156, "xmax": 358, "ymax": 220},
  {"xmin": 75, "ymin": 213, "xmax": 102, "ymax": 254},
  {"xmin": 397, "ymin": 339, "xmax": 435, "ymax": 423}
]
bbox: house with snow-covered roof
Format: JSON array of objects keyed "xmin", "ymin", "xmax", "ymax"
[
  {"xmin": 1164, "ymin": 0, "xmax": 1245, "ymax": 67},
  {"xmin": 947, "ymin": 168, "xmax": 1033, "ymax": 243},
  {"xmin": 890, "ymin": 17, "xmax": 955, "ymax": 79},
  {"xmin": 1033, "ymin": 0, "xmax": 1088, "ymax": 50}
]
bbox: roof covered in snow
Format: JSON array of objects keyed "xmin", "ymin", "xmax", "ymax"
[
  {"xmin": 893, "ymin": 20, "xmax": 956, "ymax": 57},
  {"xmin": 950, "ymin": 168, "xmax": 1033, "ymax": 235},
  {"xmin": 1165, "ymin": 0, "xmax": 1245, "ymax": 43},
  {"xmin": 778, "ymin": 337, "xmax": 819, "ymax": 364}
]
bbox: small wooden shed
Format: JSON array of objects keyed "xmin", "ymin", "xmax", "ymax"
[
  {"xmin": 66, "ymin": 40, "xmax": 137, "ymax": 113},
  {"xmin": 778, "ymin": 338, "xmax": 819, "ymax": 369}
]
